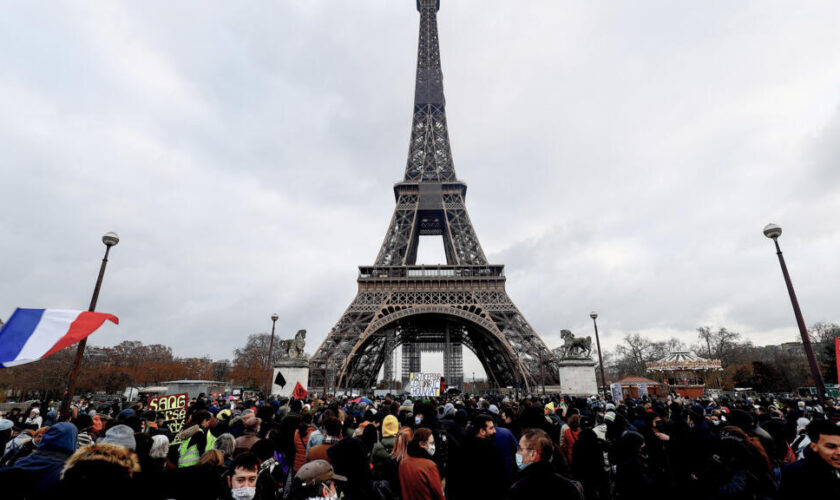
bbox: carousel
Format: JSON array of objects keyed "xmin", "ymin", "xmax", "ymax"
[{"xmin": 646, "ymin": 351, "xmax": 723, "ymax": 398}]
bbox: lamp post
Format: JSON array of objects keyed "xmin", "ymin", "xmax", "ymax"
[
  {"xmin": 591, "ymin": 312, "xmax": 608, "ymax": 399},
  {"xmin": 61, "ymin": 232, "xmax": 119, "ymax": 418},
  {"xmin": 763, "ymin": 223, "xmax": 827, "ymax": 403},
  {"xmin": 266, "ymin": 313, "xmax": 279, "ymax": 399}
]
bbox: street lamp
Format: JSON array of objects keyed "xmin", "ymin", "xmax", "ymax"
[
  {"xmin": 61, "ymin": 232, "xmax": 119, "ymax": 418},
  {"xmin": 763, "ymin": 223, "xmax": 827, "ymax": 403},
  {"xmin": 266, "ymin": 313, "xmax": 279, "ymax": 399},
  {"xmin": 591, "ymin": 312, "xmax": 608, "ymax": 399}
]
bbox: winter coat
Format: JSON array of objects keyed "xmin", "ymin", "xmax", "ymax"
[
  {"xmin": 447, "ymin": 436, "xmax": 508, "ymax": 500},
  {"xmin": 371, "ymin": 435, "xmax": 396, "ymax": 465},
  {"xmin": 0, "ymin": 421, "xmax": 77, "ymax": 499},
  {"xmin": 779, "ymin": 448, "xmax": 840, "ymax": 500},
  {"xmin": 234, "ymin": 430, "xmax": 260, "ymax": 456},
  {"xmin": 399, "ymin": 455, "xmax": 445, "ymax": 500},
  {"xmin": 507, "ymin": 460, "xmax": 583, "ymax": 500}
]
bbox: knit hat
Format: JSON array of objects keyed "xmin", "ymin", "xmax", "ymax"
[
  {"xmin": 100, "ymin": 424, "xmax": 137, "ymax": 451},
  {"xmin": 604, "ymin": 411, "xmax": 616, "ymax": 423},
  {"xmin": 382, "ymin": 415, "xmax": 399, "ymax": 438},
  {"xmin": 544, "ymin": 402, "xmax": 555, "ymax": 413},
  {"xmin": 488, "ymin": 404, "xmax": 499, "ymax": 415}
]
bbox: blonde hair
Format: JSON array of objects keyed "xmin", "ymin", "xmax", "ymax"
[
  {"xmin": 390, "ymin": 426, "xmax": 414, "ymax": 462},
  {"xmin": 61, "ymin": 444, "xmax": 141, "ymax": 479}
]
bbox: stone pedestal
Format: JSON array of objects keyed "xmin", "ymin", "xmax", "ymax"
[
  {"xmin": 558, "ymin": 358, "xmax": 598, "ymax": 396},
  {"xmin": 272, "ymin": 359, "xmax": 309, "ymax": 398}
]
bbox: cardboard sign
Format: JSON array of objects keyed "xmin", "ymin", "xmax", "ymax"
[
  {"xmin": 409, "ymin": 372, "xmax": 441, "ymax": 397},
  {"xmin": 610, "ymin": 383, "xmax": 623, "ymax": 402},
  {"xmin": 147, "ymin": 393, "xmax": 188, "ymax": 443}
]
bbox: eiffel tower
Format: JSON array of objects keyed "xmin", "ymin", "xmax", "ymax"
[{"xmin": 308, "ymin": 0, "xmax": 560, "ymax": 393}]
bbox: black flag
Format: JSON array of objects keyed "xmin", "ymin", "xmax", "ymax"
[{"xmin": 274, "ymin": 371, "xmax": 287, "ymax": 388}]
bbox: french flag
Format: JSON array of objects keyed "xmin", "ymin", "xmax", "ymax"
[{"xmin": 0, "ymin": 308, "xmax": 118, "ymax": 368}]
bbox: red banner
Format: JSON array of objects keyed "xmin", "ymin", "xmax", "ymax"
[
  {"xmin": 835, "ymin": 337, "xmax": 839, "ymax": 386},
  {"xmin": 147, "ymin": 393, "xmax": 188, "ymax": 443},
  {"xmin": 292, "ymin": 382, "xmax": 308, "ymax": 400}
]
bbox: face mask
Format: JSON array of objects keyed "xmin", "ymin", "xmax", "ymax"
[
  {"xmin": 515, "ymin": 453, "xmax": 530, "ymax": 470},
  {"xmin": 426, "ymin": 444, "xmax": 436, "ymax": 456},
  {"xmin": 415, "ymin": 416, "xmax": 422, "ymax": 426},
  {"xmin": 231, "ymin": 487, "xmax": 256, "ymax": 500},
  {"xmin": 710, "ymin": 420, "xmax": 720, "ymax": 426}
]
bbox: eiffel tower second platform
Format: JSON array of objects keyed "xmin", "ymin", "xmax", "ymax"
[{"xmin": 308, "ymin": 0, "xmax": 560, "ymax": 393}]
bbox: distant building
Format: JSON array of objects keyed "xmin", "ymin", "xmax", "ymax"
[{"xmin": 161, "ymin": 380, "xmax": 227, "ymax": 399}]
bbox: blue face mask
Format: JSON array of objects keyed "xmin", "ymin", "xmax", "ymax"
[
  {"xmin": 515, "ymin": 453, "xmax": 530, "ymax": 470},
  {"xmin": 415, "ymin": 416, "xmax": 422, "ymax": 426}
]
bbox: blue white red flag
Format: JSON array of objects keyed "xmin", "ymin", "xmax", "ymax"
[{"xmin": 0, "ymin": 308, "xmax": 118, "ymax": 367}]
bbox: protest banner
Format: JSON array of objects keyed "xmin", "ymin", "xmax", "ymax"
[
  {"xmin": 610, "ymin": 382, "xmax": 623, "ymax": 402},
  {"xmin": 409, "ymin": 372, "xmax": 441, "ymax": 397},
  {"xmin": 147, "ymin": 392, "xmax": 188, "ymax": 444}
]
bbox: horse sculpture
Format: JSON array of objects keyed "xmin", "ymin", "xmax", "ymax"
[
  {"xmin": 559, "ymin": 329, "xmax": 592, "ymax": 359},
  {"xmin": 276, "ymin": 329, "xmax": 307, "ymax": 359}
]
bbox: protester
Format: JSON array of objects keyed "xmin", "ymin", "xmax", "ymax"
[
  {"xmin": 307, "ymin": 416, "xmax": 341, "ymax": 463},
  {"xmin": 508, "ymin": 427, "xmax": 583, "ymax": 500},
  {"xmin": 0, "ymin": 421, "xmax": 78, "ymax": 499},
  {"xmin": 779, "ymin": 419, "xmax": 840, "ymax": 498},
  {"xmin": 291, "ymin": 458, "xmax": 347, "ymax": 499},
  {"xmin": 178, "ymin": 410, "xmax": 217, "ymax": 467},
  {"xmin": 59, "ymin": 443, "xmax": 141, "ymax": 496},
  {"xmin": 399, "ymin": 427, "xmax": 445, "ymax": 500},
  {"xmin": 235, "ymin": 416, "xmax": 261, "ymax": 456}
]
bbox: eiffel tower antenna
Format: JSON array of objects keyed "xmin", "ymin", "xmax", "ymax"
[{"xmin": 309, "ymin": 0, "xmax": 560, "ymax": 394}]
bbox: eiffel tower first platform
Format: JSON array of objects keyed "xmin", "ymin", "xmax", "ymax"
[{"xmin": 308, "ymin": 0, "xmax": 561, "ymax": 393}]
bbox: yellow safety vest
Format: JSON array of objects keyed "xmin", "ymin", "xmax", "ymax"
[{"xmin": 178, "ymin": 430, "xmax": 217, "ymax": 467}]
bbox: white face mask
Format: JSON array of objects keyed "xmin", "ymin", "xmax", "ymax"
[
  {"xmin": 231, "ymin": 486, "xmax": 256, "ymax": 500},
  {"xmin": 426, "ymin": 443, "xmax": 436, "ymax": 456}
]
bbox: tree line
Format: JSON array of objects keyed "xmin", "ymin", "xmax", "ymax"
[
  {"xmin": 600, "ymin": 322, "xmax": 840, "ymax": 393},
  {"xmin": 0, "ymin": 332, "xmax": 304, "ymax": 402}
]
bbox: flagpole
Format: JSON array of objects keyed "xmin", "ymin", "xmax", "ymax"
[
  {"xmin": 60, "ymin": 232, "xmax": 119, "ymax": 419},
  {"xmin": 266, "ymin": 313, "xmax": 279, "ymax": 399}
]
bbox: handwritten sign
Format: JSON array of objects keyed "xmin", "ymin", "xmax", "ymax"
[
  {"xmin": 409, "ymin": 372, "xmax": 441, "ymax": 397},
  {"xmin": 147, "ymin": 393, "xmax": 188, "ymax": 443},
  {"xmin": 610, "ymin": 383, "xmax": 623, "ymax": 402}
]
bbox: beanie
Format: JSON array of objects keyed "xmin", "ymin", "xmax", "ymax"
[{"xmin": 100, "ymin": 424, "xmax": 137, "ymax": 451}]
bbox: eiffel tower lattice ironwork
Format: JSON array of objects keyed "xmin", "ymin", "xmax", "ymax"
[{"xmin": 308, "ymin": 0, "xmax": 560, "ymax": 392}]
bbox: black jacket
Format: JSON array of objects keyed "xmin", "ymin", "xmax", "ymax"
[
  {"xmin": 779, "ymin": 448, "xmax": 840, "ymax": 500},
  {"xmin": 447, "ymin": 436, "xmax": 508, "ymax": 500},
  {"xmin": 507, "ymin": 460, "xmax": 583, "ymax": 500}
]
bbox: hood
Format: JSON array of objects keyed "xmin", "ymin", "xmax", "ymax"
[
  {"xmin": 39, "ymin": 422, "xmax": 78, "ymax": 454},
  {"xmin": 178, "ymin": 424, "xmax": 201, "ymax": 440}
]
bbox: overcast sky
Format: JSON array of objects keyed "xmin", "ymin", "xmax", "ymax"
[{"xmin": 3, "ymin": 1, "xmax": 840, "ymax": 378}]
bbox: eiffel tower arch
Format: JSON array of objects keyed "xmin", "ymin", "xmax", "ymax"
[{"xmin": 308, "ymin": 0, "xmax": 561, "ymax": 393}]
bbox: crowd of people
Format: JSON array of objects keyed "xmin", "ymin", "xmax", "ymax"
[{"xmin": 0, "ymin": 390, "xmax": 838, "ymax": 499}]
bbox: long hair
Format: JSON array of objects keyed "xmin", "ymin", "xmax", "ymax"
[{"xmin": 390, "ymin": 426, "xmax": 414, "ymax": 462}]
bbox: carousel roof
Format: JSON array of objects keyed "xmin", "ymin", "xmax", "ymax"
[{"xmin": 646, "ymin": 351, "xmax": 722, "ymax": 372}]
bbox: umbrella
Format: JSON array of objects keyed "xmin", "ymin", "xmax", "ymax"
[{"xmin": 352, "ymin": 397, "xmax": 372, "ymax": 404}]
